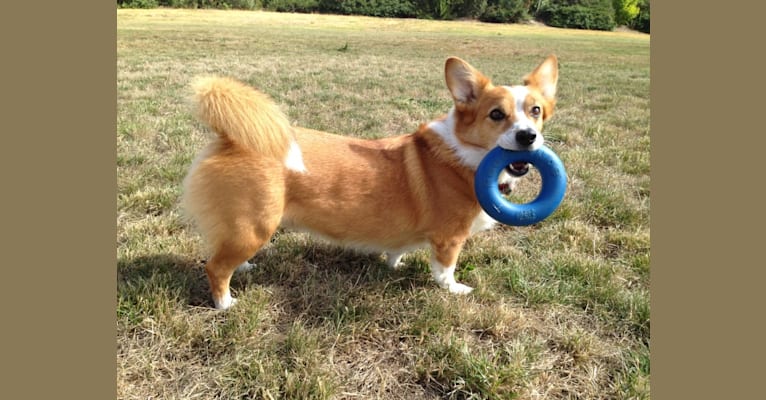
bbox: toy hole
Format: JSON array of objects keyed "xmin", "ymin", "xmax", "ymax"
[{"xmin": 504, "ymin": 164, "xmax": 541, "ymax": 205}]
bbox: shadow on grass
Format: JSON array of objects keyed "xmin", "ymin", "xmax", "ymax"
[
  {"xmin": 117, "ymin": 253, "xmax": 212, "ymax": 309},
  {"xmin": 240, "ymin": 244, "xmax": 434, "ymax": 327},
  {"xmin": 117, "ymin": 243, "xmax": 432, "ymax": 320}
]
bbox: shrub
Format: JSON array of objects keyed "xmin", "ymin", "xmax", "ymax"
[
  {"xmin": 364, "ymin": 0, "xmax": 418, "ymax": 18},
  {"xmin": 319, "ymin": 0, "xmax": 418, "ymax": 18},
  {"xmin": 227, "ymin": 0, "xmax": 260, "ymax": 9},
  {"xmin": 119, "ymin": 0, "xmax": 159, "ymax": 8},
  {"xmin": 537, "ymin": 0, "xmax": 616, "ymax": 31},
  {"xmin": 123, "ymin": 0, "xmax": 260, "ymax": 8},
  {"xmin": 630, "ymin": 0, "xmax": 649, "ymax": 33},
  {"xmin": 478, "ymin": 0, "xmax": 528, "ymax": 23},
  {"xmin": 262, "ymin": 0, "xmax": 320, "ymax": 13},
  {"xmin": 410, "ymin": 0, "xmax": 457, "ymax": 19},
  {"xmin": 452, "ymin": 0, "xmax": 488, "ymax": 19},
  {"xmin": 407, "ymin": 0, "xmax": 491, "ymax": 20}
]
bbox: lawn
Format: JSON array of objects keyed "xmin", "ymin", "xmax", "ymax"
[{"xmin": 117, "ymin": 9, "xmax": 650, "ymax": 399}]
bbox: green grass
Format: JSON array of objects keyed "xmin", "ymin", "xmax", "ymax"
[{"xmin": 117, "ymin": 9, "xmax": 650, "ymax": 400}]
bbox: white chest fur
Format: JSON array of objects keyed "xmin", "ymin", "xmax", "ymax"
[{"xmin": 470, "ymin": 210, "xmax": 497, "ymax": 234}]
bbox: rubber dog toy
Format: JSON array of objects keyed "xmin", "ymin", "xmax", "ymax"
[{"xmin": 474, "ymin": 146, "xmax": 567, "ymax": 226}]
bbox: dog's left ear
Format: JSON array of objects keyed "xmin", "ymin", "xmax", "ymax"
[{"xmin": 524, "ymin": 55, "xmax": 558, "ymax": 102}]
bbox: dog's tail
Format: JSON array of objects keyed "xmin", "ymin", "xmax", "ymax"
[{"xmin": 191, "ymin": 76, "xmax": 293, "ymax": 158}]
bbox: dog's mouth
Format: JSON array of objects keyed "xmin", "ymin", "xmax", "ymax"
[{"xmin": 505, "ymin": 162, "xmax": 530, "ymax": 177}]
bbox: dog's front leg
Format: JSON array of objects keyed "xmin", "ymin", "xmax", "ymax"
[
  {"xmin": 429, "ymin": 237, "xmax": 473, "ymax": 294},
  {"xmin": 497, "ymin": 169, "xmax": 519, "ymax": 195}
]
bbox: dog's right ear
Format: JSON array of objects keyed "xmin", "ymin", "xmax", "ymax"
[{"xmin": 445, "ymin": 57, "xmax": 489, "ymax": 107}]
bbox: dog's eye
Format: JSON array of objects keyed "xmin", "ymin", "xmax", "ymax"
[
  {"xmin": 530, "ymin": 106, "xmax": 542, "ymax": 118},
  {"xmin": 489, "ymin": 109, "xmax": 506, "ymax": 121}
]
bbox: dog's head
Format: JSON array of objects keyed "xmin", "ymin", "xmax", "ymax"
[{"xmin": 444, "ymin": 55, "xmax": 558, "ymax": 159}]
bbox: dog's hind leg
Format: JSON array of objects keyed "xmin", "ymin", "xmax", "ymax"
[{"xmin": 205, "ymin": 218, "xmax": 280, "ymax": 310}]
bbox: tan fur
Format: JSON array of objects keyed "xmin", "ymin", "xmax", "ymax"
[{"xmin": 182, "ymin": 56, "xmax": 559, "ymax": 309}]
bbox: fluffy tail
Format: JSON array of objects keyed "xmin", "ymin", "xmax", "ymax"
[{"xmin": 191, "ymin": 76, "xmax": 293, "ymax": 158}]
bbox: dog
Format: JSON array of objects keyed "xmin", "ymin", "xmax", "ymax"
[{"xmin": 182, "ymin": 55, "xmax": 558, "ymax": 309}]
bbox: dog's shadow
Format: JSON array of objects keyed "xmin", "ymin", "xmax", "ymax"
[
  {"xmin": 117, "ymin": 243, "xmax": 432, "ymax": 320},
  {"xmin": 117, "ymin": 253, "xmax": 212, "ymax": 309}
]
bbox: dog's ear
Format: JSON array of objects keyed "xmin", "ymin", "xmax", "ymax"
[
  {"xmin": 445, "ymin": 57, "xmax": 490, "ymax": 106},
  {"xmin": 524, "ymin": 55, "xmax": 558, "ymax": 102}
]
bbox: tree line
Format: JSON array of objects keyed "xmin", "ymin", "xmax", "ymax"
[{"xmin": 117, "ymin": 0, "xmax": 650, "ymax": 33}]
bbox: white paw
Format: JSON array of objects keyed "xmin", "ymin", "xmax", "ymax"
[
  {"xmin": 448, "ymin": 283, "xmax": 474, "ymax": 295},
  {"xmin": 390, "ymin": 261, "xmax": 405, "ymax": 270},
  {"xmin": 385, "ymin": 252, "xmax": 405, "ymax": 270},
  {"xmin": 236, "ymin": 261, "xmax": 255, "ymax": 273},
  {"xmin": 213, "ymin": 292, "xmax": 238, "ymax": 310}
]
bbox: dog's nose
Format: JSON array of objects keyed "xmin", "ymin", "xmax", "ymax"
[{"xmin": 515, "ymin": 130, "xmax": 537, "ymax": 146}]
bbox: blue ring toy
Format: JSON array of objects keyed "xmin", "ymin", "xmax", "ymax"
[{"xmin": 474, "ymin": 145, "xmax": 567, "ymax": 226}]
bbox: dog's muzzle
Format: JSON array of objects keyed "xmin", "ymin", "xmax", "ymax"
[{"xmin": 515, "ymin": 129, "xmax": 537, "ymax": 147}]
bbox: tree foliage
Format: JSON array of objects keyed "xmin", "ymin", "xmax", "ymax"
[
  {"xmin": 536, "ymin": 0, "xmax": 616, "ymax": 31},
  {"xmin": 630, "ymin": 0, "xmax": 649, "ymax": 33},
  {"xmin": 613, "ymin": 0, "xmax": 638, "ymax": 26}
]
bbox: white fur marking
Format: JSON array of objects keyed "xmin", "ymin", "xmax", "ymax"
[
  {"xmin": 276, "ymin": 222, "xmax": 428, "ymax": 259},
  {"xmin": 214, "ymin": 290, "xmax": 237, "ymax": 310},
  {"xmin": 496, "ymin": 86, "xmax": 544, "ymax": 151},
  {"xmin": 431, "ymin": 258, "xmax": 474, "ymax": 294},
  {"xmin": 471, "ymin": 209, "xmax": 497, "ymax": 233},
  {"xmin": 236, "ymin": 261, "xmax": 255, "ymax": 272},
  {"xmin": 385, "ymin": 251, "xmax": 406, "ymax": 269},
  {"xmin": 427, "ymin": 108, "xmax": 489, "ymax": 169},
  {"xmin": 285, "ymin": 141, "xmax": 307, "ymax": 173}
]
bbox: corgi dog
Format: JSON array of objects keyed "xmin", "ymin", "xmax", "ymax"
[{"xmin": 182, "ymin": 56, "xmax": 558, "ymax": 309}]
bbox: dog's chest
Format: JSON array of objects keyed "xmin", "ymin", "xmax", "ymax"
[{"xmin": 470, "ymin": 210, "xmax": 497, "ymax": 234}]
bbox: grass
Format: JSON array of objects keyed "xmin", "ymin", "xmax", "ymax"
[{"xmin": 117, "ymin": 9, "xmax": 650, "ymax": 400}]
